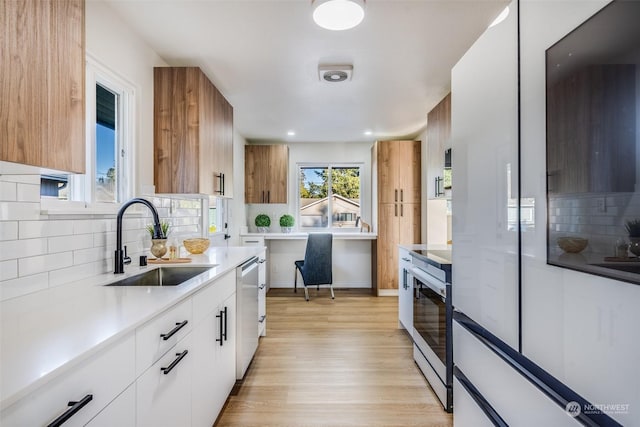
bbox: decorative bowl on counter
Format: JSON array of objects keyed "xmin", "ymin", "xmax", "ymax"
[
  {"xmin": 557, "ymin": 237, "xmax": 588, "ymax": 253},
  {"xmin": 183, "ymin": 238, "xmax": 210, "ymax": 254}
]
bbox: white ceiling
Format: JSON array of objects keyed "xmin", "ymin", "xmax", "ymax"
[{"xmin": 105, "ymin": 0, "xmax": 509, "ymax": 144}]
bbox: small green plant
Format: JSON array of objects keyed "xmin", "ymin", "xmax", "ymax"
[
  {"xmin": 279, "ymin": 214, "xmax": 295, "ymax": 227},
  {"xmin": 625, "ymin": 219, "xmax": 640, "ymax": 237},
  {"xmin": 255, "ymin": 214, "xmax": 271, "ymax": 228},
  {"xmin": 146, "ymin": 221, "xmax": 170, "ymax": 238}
]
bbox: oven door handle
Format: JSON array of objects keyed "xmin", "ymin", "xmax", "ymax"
[{"xmin": 411, "ymin": 267, "xmax": 446, "ymax": 299}]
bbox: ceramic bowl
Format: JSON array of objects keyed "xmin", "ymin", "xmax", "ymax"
[
  {"xmin": 183, "ymin": 238, "xmax": 210, "ymax": 254},
  {"xmin": 557, "ymin": 237, "xmax": 588, "ymax": 253}
]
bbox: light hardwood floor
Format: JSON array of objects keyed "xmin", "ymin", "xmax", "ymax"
[{"xmin": 216, "ymin": 289, "xmax": 453, "ymax": 427}]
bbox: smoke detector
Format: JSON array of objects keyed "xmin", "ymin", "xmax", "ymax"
[{"xmin": 318, "ymin": 64, "xmax": 353, "ymax": 83}]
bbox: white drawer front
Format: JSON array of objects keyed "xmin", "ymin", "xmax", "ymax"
[
  {"xmin": 454, "ymin": 322, "xmax": 582, "ymax": 426},
  {"xmin": 192, "ymin": 270, "xmax": 235, "ymax": 326},
  {"xmin": 136, "ymin": 298, "xmax": 192, "ymax": 376},
  {"xmin": 85, "ymin": 383, "xmax": 135, "ymax": 427},
  {"xmin": 453, "ymin": 377, "xmax": 496, "ymax": 427},
  {"xmin": 1, "ymin": 334, "xmax": 134, "ymax": 427},
  {"xmin": 136, "ymin": 333, "xmax": 192, "ymax": 427},
  {"xmin": 241, "ymin": 236, "xmax": 265, "ymax": 246}
]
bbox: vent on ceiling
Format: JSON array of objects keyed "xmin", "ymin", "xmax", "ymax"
[{"xmin": 318, "ymin": 64, "xmax": 353, "ymax": 83}]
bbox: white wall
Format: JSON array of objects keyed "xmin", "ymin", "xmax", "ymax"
[
  {"xmin": 85, "ymin": 0, "xmax": 167, "ymax": 195},
  {"xmin": 520, "ymin": 1, "xmax": 640, "ymax": 423}
]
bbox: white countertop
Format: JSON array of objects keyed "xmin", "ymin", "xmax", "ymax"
[
  {"xmin": 0, "ymin": 246, "xmax": 263, "ymax": 410},
  {"xmin": 242, "ymin": 232, "xmax": 377, "ymax": 240}
]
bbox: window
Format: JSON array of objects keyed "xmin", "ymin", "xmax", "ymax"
[
  {"xmin": 299, "ymin": 164, "xmax": 361, "ymax": 229},
  {"xmin": 40, "ymin": 55, "xmax": 134, "ymax": 209}
]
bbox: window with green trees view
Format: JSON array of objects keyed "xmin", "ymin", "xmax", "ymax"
[{"xmin": 299, "ymin": 165, "xmax": 361, "ymax": 228}]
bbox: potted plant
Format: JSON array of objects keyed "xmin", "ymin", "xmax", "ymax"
[
  {"xmin": 626, "ymin": 219, "xmax": 640, "ymax": 256},
  {"xmin": 279, "ymin": 214, "xmax": 295, "ymax": 233},
  {"xmin": 255, "ymin": 214, "xmax": 271, "ymax": 233},
  {"xmin": 146, "ymin": 221, "xmax": 170, "ymax": 258}
]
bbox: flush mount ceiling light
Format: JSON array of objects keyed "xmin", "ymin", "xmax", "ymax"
[{"xmin": 312, "ymin": 0, "xmax": 365, "ymax": 31}]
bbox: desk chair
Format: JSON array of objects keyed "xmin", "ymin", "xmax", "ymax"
[{"xmin": 294, "ymin": 233, "xmax": 333, "ymax": 301}]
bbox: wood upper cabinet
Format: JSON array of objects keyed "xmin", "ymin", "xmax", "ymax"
[
  {"xmin": 245, "ymin": 145, "xmax": 288, "ymax": 204},
  {"xmin": 427, "ymin": 93, "xmax": 451, "ymax": 199},
  {"xmin": 1, "ymin": 0, "xmax": 85, "ymax": 173},
  {"xmin": 378, "ymin": 140, "xmax": 421, "ymax": 204},
  {"xmin": 154, "ymin": 67, "xmax": 234, "ymax": 195},
  {"xmin": 375, "ymin": 140, "xmax": 421, "ymax": 294},
  {"xmin": 547, "ymin": 65, "xmax": 636, "ymax": 194}
]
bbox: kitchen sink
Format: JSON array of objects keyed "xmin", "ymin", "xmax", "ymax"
[
  {"xmin": 106, "ymin": 266, "xmax": 213, "ymax": 287},
  {"xmin": 589, "ymin": 263, "xmax": 640, "ymax": 274}
]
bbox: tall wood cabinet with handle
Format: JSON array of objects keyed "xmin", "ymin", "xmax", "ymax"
[
  {"xmin": 375, "ymin": 140, "xmax": 421, "ymax": 295},
  {"xmin": 245, "ymin": 145, "xmax": 288, "ymax": 203},
  {"xmin": 1, "ymin": 0, "xmax": 85, "ymax": 173},
  {"xmin": 154, "ymin": 67, "xmax": 233, "ymax": 195}
]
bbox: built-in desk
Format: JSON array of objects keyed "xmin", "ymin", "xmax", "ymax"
[{"xmin": 240, "ymin": 232, "xmax": 377, "ymax": 290}]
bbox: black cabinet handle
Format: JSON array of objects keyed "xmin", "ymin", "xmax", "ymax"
[
  {"xmin": 400, "ymin": 189, "xmax": 404, "ymax": 202},
  {"xmin": 402, "ymin": 269, "xmax": 407, "ymax": 290},
  {"xmin": 394, "ymin": 203, "xmax": 398, "ymax": 217},
  {"xmin": 267, "ymin": 190, "xmax": 270, "ymax": 203},
  {"xmin": 259, "ymin": 283, "xmax": 266, "ymax": 290},
  {"xmin": 258, "ymin": 258, "xmax": 266, "ymax": 264},
  {"xmin": 47, "ymin": 394, "xmax": 93, "ymax": 427},
  {"xmin": 221, "ymin": 173, "xmax": 225, "ymax": 195},
  {"xmin": 395, "ymin": 189, "xmax": 398, "ymax": 202},
  {"xmin": 401, "ymin": 204, "xmax": 404, "ymax": 217},
  {"xmin": 216, "ymin": 310, "xmax": 224, "ymax": 346},
  {"xmin": 259, "ymin": 315, "xmax": 266, "ymax": 323},
  {"xmin": 223, "ymin": 306, "xmax": 228, "ymax": 341},
  {"xmin": 160, "ymin": 320, "xmax": 188, "ymax": 341},
  {"xmin": 215, "ymin": 173, "xmax": 224, "ymax": 195},
  {"xmin": 161, "ymin": 350, "xmax": 188, "ymax": 375}
]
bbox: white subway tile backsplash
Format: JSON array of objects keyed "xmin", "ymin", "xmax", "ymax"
[
  {"xmin": 0, "ymin": 238, "xmax": 48, "ymax": 262},
  {"xmin": 49, "ymin": 234, "xmax": 94, "ymax": 253},
  {"xmin": 49, "ymin": 262, "xmax": 101, "ymax": 288},
  {"xmin": 0, "ymin": 273, "xmax": 48, "ymax": 301},
  {"xmin": 74, "ymin": 247, "xmax": 111, "ymax": 265},
  {"xmin": 0, "ymin": 222, "xmax": 18, "ymax": 241},
  {"xmin": 19, "ymin": 252, "xmax": 73, "ymax": 276},
  {"xmin": 0, "ymin": 260, "xmax": 18, "ymax": 281},
  {"xmin": 0, "ymin": 202, "xmax": 40, "ymax": 220},
  {"xmin": 16, "ymin": 183, "xmax": 40, "ymax": 202},
  {"xmin": 19, "ymin": 220, "xmax": 75, "ymax": 239},
  {"xmin": 0, "ymin": 174, "xmax": 40, "ymax": 185},
  {"xmin": 0, "ymin": 181, "xmax": 17, "ymax": 201}
]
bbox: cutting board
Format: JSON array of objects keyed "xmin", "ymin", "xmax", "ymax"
[{"xmin": 148, "ymin": 257, "xmax": 192, "ymax": 264}]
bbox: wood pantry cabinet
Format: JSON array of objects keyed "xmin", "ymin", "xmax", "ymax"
[
  {"xmin": 1, "ymin": 0, "xmax": 85, "ymax": 173},
  {"xmin": 375, "ymin": 140, "xmax": 421, "ymax": 295},
  {"xmin": 245, "ymin": 144, "xmax": 289, "ymax": 204},
  {"xmin": 154, "ymin": 67, "xmax": 234, "ymax": 195}
]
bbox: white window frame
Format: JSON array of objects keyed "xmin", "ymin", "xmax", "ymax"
[
  {"xmin": 41, "ymin": 54, "xmax": 136, "ymax": 213},
  {"xmin": 297, "ymin": 162, "xmax": 363, "ymax": 231}
]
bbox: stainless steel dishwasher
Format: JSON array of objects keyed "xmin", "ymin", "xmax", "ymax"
[{"xmin": 236, "ymin": 256, "xmax": 259, "ymax": 380}]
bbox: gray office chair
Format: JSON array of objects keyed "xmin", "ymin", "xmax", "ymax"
[{"xmin": 294, "ymin": 233, "xmax": 334, "ymax": 301}]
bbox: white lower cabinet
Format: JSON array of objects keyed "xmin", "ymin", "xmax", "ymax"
[
  {"xmin": 136, "ymin": 332, "xmax": 193, "ymax": 427},
  {"xmin": 86, "ymin": 384, "xmax": 135, "ymax": 427},
  {"xmin": 192, "ymin": 271, "xmax": 237, "ymax": 427},
  {"xmin": 398, "ymin": 247, "xmax": 413, "ymax": 334},
  {"xmin": 453, "ymin": 377, "xmax": 495, "ymax": 427},
  {"xmin": 0, "ymin": 334, "xmax": 135, "ymax": 427}
]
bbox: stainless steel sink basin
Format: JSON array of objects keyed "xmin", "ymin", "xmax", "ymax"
[
  {"xmin": 590, "ymin": 263, "xmax": 640, "ymax": 274},
  {"xmin": 106, "ymin": 266, "xmax": 212, "ymax": 287}
]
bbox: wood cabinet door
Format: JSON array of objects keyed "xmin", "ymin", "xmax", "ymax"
[
  {"xmin": 399, "ymin": 203, "xmax": 421, "ymax": 245},
  {"xmin": 398, "ymin": 141, "xmax": 421, "ymax": 204},
  {"xmin": 267, "ymin": 144, "xmax": 288, "ymax": 203},
  {"xmin": 1, "ymin": 0, "xmax": 85, "ymax": 173},
  {"xmin": 245, "ymin": 145, "xmax": 266, "ymax": 203},
  {"xmin": 377, "ymin": 203, "xmax": 400, "ymax": 291},
  {"xmin": 377, "ymin": 141, "xmax": 400, "ymax": 204}
]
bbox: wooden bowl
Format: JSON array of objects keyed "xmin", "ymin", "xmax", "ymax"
[
  {"xmin": 557, "ymin": 237, "xmax": 588, "ymax": 253},
  {"xmin": 183, "ymin": 238, "xmax": 210, "ymax": 254}
]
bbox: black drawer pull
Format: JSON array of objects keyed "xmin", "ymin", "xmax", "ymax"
[
  {"xmin": 161, "ymin": 350, "xmax": 188, "ymax": 375},
  {"xmin": 216, "ymin": 309, "xmax": 224, "ymax": 346},
  {"xmin": 47, "ymin": 394, "xmax": 93, "ymax": 427},
  {"xmin": 259, "ymin": 315, "xmax": 266, "ymax": 323},
  {"xmin": 160, "ymin": 320, "xmax": 188, "ymax": 341}
]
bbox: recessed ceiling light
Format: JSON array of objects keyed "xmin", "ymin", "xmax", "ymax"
[
  {"xmin": 364, "ymin": 130, "xmax": 373, "ymax": 136},
  {"xmin": 287, "ymin": 131, "xmax": 296, "ymax": 136},
  {"xmin": 312, "ymin": 0, "xmax": 365, "ymax": 31}
]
